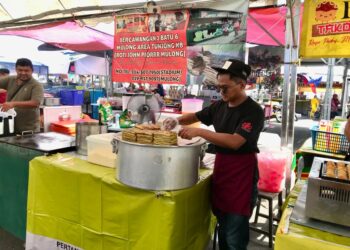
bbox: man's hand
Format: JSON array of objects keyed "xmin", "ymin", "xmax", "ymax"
[
  {"xmin": 0, "ymin": 102, "xmax": 15, "ymax": 111},
  {"xmin": 163, "ymin": 117, "xmax": 178, "ymax": 130},
  {"xmin": 178, "ymin": 127, "xmax": 202, "ymax": 140}
]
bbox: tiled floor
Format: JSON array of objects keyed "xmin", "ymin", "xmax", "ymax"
[{"xmin": 0, "ymin": 229, "xmax": 25, "ymax": 250}]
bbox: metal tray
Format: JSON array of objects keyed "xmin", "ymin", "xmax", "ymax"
[
  {"xmin": 320, "ymin": 161, "xmax": 350, "ymax": 184},
  {"xmin": 306, "ymin": 157, "xmax": 350, "ymax": 227},
  {"xmin": 0, "ymin": 132, "xmax": 75, "ymax": 153}
]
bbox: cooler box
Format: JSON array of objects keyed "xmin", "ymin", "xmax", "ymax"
[
  {"xmin": 86, "ymin": 133, "xmax": 117, "ymax": 168},
  {"xmin": 60, "ymin": 90, "xmax": 84, "ymax": 105},
  {"xmin": 92, "ymin": 105, "xmax": 99, "ymax": 119}
]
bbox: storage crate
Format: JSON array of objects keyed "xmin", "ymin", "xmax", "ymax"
[
  {"xmin": 89, "ymin": 89, "xmax": 105, "ymax": 104},
  {"xmin": 60, "ymin": 90, "xmax": 84, "ymax": 105},
  {"xmin": 311, "ymin": 129, "xmax": 350, "ymax": 154}
]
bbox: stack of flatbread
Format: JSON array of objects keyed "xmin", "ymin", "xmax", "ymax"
[
  {"xmin": 122, "ymin": 129, "xmax": 138, "ymax": 142},
  {"xmin": 121, "ymin": 124, "xmax": 178, "ymax": 146},
  {"xmin": 135, "ymin": 124, "xmax": 161, "ymax": 130},
  {"xmin": 136, "ymin": 130, "xmax": 153, "ymax": 144},
  {"xmin": 153, "ymin": 131, "xmax": 178, "ymax": 146}
]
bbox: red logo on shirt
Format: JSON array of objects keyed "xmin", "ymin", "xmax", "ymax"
[{"xmin": 241, "ymin": 122, "xmax": 252, "ymax": 132}]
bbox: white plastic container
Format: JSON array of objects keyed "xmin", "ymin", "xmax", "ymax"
[
  {"xmin": 86, "ymin": 133, "xmax": 117, "ymax": 168},
  {"xmin": 181, "ymin": 98, "xmax": 203, "ymax": 113},
  {"xmin": 181, "ymin": 98, "xmax": 203, "ymax": 128}
]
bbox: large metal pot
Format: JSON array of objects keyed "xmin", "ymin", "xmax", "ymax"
[
  {"xmin": 76, "ymin": 122, "xmax": 107, "ymax": 155},
  {"xmin": 112, "ymin": 133, "xmax": 206, "ymax": 190}
]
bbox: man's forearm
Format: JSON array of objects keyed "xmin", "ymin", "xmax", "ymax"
[
  {"xmin": 178, "ymin": 113, "xmax": 199, "ymax": 125},
  {"xmin": 197, "ymin": 129, "xmax": 246, "ymax": 150},
  {"xmin": 12, "ymin": 100, "xmax": 40, "ymax": 108},
  {"xmin": 345, "ymin": 119, "xmax": 350, "ymax": 141}
]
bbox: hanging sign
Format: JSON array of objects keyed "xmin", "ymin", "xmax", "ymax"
[
  {"xmin": 185, "ymin": 1, "xmax": 249, "ymax": 88},
  {"xmin": 300, "ymin": 0, "xmax": 350, "ymax": 58},
  {"xmin": 112, "ymin": 10, "xmax": 189, "ymax": 84}
]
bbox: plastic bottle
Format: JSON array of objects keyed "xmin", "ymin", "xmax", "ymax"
[
  {"xmin": 297, "ymin": 156, "xmax": 304, "ymax": 181},
  {"xmin": 115, "ymin": 113, "xmax": 120, "ymax": 128}
]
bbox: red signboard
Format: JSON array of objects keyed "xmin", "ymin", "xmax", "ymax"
[{"xmin": 112, "ymin": 10, "xmax": 189, "ymax": 84}]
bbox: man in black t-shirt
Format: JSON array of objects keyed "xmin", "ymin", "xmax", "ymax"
[
  {"xmin": 164, "ymin": 59, "xmax": 264, "ymax": 250},
  {"xmin": 154, "ymin": 14, "xmax": 162, "ymax": 32}
]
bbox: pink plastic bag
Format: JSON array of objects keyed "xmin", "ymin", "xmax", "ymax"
[{"xmin": 257, "ymin": 150, "xmax": 288, "ymax": 193}]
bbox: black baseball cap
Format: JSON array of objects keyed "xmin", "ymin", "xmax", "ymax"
[{"xmin": 212, "ymin": 59, "xmax": 251, "ymax": 81}]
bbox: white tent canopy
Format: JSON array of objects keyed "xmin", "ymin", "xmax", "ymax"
[
  {"xmin": 0, "ymin": 35, "xmax": 71, "ymax": 74},
  {"xmin": 0, "ymin": 0, "xmax": 247, "ymax": 29},
  {"xmin": 74, "ymin": 55, "xmax": 108, "ymax": 75}
]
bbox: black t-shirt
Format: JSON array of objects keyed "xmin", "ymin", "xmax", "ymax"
[
  {"xmin": 155, "ymin": 20, "xmax": 161, "ymax": 32},
  {"xmin": 196, "ymin": 97, "xmax": 264, "ymax": 154}
]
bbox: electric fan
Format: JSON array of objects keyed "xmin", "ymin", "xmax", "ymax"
[{"xmin": 126, "ymin": 94, "xmax": 161, "ymax": 124}]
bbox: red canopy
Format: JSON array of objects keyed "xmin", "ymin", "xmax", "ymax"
[
  {"xmin": 0, "ymin": 21, "xmax": 114, "ymax": 51},
  {"xmin": 0, "ymin": 7, "xmax": 300, "ymax": 51},
  {"xmin": 247, "ymin": 7, "xmax": 287, "ymax": 46}
]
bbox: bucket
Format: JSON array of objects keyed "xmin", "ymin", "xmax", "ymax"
[
  {"xmin": 8, "ymin": 116, "xmax": 14, "ymax": 134},
  {"xmin": 181, "ymin": 99, "xmax": 203, "ymax": 128},
  {"xmin": 0, "ymin": 110, "xmax": 15, "ymax": 137},
  {"xmin": 0, "ymin": 117, "xmax": 3, "ymax": 135},
  {"xmin": 76, "ymin": 122, "xmax": 108, "ymax": 155},
  {"xmin": 0, "ymin": 117, "xmax": 15, "ymax": 137}
]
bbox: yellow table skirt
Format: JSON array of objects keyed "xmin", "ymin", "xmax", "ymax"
[
  {"xmin": 275, "ymin": 181, "xmax": 350, "ymax": 250},
  {"xmin": 26, "ymin": 154, "xmax": 213, "ymax": 250}
]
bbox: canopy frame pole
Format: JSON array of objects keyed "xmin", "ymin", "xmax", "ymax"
[
  {"xmin": 281, "ymin": 0, "xmax": 300, "ymax": 150},
  {"xmin": 341, "ymin": 59, "xmax": 349, "ymax": 117},
  {"xmin": 281, "ymin": 0, "xmax": 301, "ymax": 196},
  {"xmin": 322, "ymin": 58, "xmax": 335, "ymax": 120},
  {"xmin": 104, "ymin": 51, "xmax": 112, "ymax": 96}
]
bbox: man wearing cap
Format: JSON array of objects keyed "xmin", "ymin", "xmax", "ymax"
[{"xmin": 164, "ymin": 59, "xmax": 264, "ymax": 250}]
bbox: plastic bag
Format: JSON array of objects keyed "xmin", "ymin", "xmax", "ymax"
[
  {"xmin": 257, "ymin": 150, "xmax": 288, "ymax": 193},
  {"xmin": 0, "ymin": 108, "xmax": 16, "ymax": 118},
  {"xmin": 98, "ymin": 98, "xmax": 114, "ymax": 124},
  {"xmin": 119, "ymin": 109, "xmax": 135, "ymax": 128}
]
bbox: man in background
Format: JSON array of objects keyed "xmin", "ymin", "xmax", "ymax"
[
  {"xmin": 0, "ymin": 68, "xmax": 9, "ymax": 78},
  {"xmin": 331, "ymin": 93, "xmax": 340, "ymax": 119},
  {"xmin": 0, "ymin": 58, "xmax": 43, "ymax": 133},
  {"xmin": 174, "ymin": 11, "xmax": 186, "ymax": 30},
  {"xmin": 310, "ymin": 95, "xmax": 319, "ymax": 119}
]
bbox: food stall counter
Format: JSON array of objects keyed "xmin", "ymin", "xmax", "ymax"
[
  {"xmin": 26, "ymin": 153, "xmax": 213, "ymax": 250},
  {"xmin": 275, "ymin": 181, "xmax": 350, "ymax": 250},
  {"xmin": 297, "ymin": 138, "xmax": 346, "ymax": 160},
  {"xmin": 296, "ymin": 138, "xmax": 346, "ymax": 179},
  {"xmin": 0, "ymin": 132, "xmax": 75, "ymax": 240}
]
